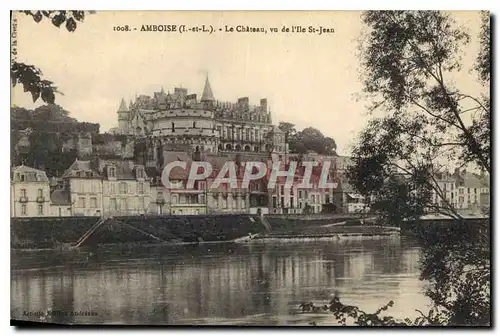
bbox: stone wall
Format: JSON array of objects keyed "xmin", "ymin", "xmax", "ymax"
[{"xmin": 11, "ymin": 214, "xmax": 266, "ymax": 249}]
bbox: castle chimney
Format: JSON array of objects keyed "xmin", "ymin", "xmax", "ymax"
[
  {"xmin": 238, "ymin": 97, "xmax": 249, "ymax": 108},
  {"xmin": 260, "ymin": 98, "xmax": 267, "ymax": 111}
]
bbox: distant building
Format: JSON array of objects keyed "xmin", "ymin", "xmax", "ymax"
[
  {"xmin": 452, "ymin": 169, "xmax": 490, "ymax": 211},
  {"xmin": 11, "ymin": 166, "xmax": 51, "ymax": 217},
  {"xmin": 427, "ymin": 169, "xmax": 490, "ymax": 215}
]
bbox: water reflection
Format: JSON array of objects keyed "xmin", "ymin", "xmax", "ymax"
[{"xmin": 11, "ymin": 237, "xmax": 431, "ymax": 325}]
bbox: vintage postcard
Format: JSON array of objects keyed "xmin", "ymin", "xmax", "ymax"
[{"xmin": 10, "ymin": 10, "xmax": 490, "ymax": 327}]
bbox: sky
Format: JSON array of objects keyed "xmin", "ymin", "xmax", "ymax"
[{"xmin": 11, "ymin": 11, "xmax": 484, "ymax": 155}]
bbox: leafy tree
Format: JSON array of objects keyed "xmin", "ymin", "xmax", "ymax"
[
  {"xmin": 349, "ymin": 11, "xmax": 490, "ymax": 220},
  {"xmin": 343, "ymin": 10, "xmax": 490, "ymax": 327},
  {"xmin": 475, "ymin": 11, "xmax": 490, "ymax": 84},
  {"xmin": 278, "ymin": 122, "xmax": 337, "ymax": 155},
  {"xmin": 11, "ymin": 105, "xmax": 99, "ymax": 175},
  {"xmin": 277, "ymin": 122, "xmax": 297, "ymax": 137},
  {"xmin": 416, "ymin": 221, "xmax": 490, "ymax": 326},
  {"xmin": 11, "ymin": 10, "xmax": 94, "ymax": 104}
]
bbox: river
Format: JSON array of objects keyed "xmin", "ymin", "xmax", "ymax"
[{"xmin": 11, "ymin": 237, "xmax": 432, "ymax": 325}]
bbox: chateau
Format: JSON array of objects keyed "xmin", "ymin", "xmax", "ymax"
[{"xmin": 111, "ymin": 76, "xmax": 287, "ymax": 157}]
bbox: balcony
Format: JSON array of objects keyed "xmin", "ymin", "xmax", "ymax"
[
  {"xmin": 36, "ymin": 196, "xmax": 45, "ymax": 203},
  {"xmin": 19, "ymin": 196, "xmax": 28, "ymax": 203}
]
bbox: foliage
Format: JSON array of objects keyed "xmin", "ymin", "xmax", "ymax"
[
  {"xmin": 340, "ymin": 11, "xmax": 491, "ymax": 327},
  {"xmin": 11, "ymin": 11, "xmax": 94, "ymax": 104},
  {"xmin": 360, "ymin": 11, "xmax": 489, "ymax": 172},
  {"xmin": 11, "ymin": 105, "xmax": 98, "ymax": 176},
  {"xmin": 300, "ymin": 295, "xmax": 447, "ymax": 326},
  {"xmin": 416, "ymin": 221, "xmax": 490, "ymax": 326},
  {"xmin": 278, "ymin": 122, "xmax": 337, "ymax": 155},
  {"xmin": 348, "ymin": 11, "xmax": 490, "ymax": 222},
  {"xmin": 475, "ymin": 11, "xmax": 490, "ymax": 85},
  {"xmin": 11, "ymin": 63, "xmax": 59, "ymax": 104},
  {"xmin": 321, "ymin": 203, "xmax": 337, "ymax": 214}
]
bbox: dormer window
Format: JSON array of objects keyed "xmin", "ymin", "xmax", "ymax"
[
  {"xmin": 108, "ymin": 166, "xmax": 116, "ymax": 178},
  {"xmin": 136, "ymin": 167, "xmax": 145, "ymax": 179}
]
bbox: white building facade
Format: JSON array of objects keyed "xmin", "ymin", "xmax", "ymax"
[{"xmin": 11, "ymin": 166, "xmax": 51, "ymax": 217}]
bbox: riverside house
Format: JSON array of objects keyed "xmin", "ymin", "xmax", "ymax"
[{"xmin": 11, "ymin": 165, "xmax": 51, "ymax": 217}]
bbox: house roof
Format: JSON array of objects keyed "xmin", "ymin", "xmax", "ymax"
[
  {"xmin": 50, "ymin": 190, "xmax": 71, "ymax": 205},
  {"xmin": 12, "ymin": 165, "xmax": 49, "ymax": 182},
  {"xmin": 98, "ymin": 159, "xmax": 146, "ymax": 180},
  {"xmin": 61, "ymin": 159, "xmax": 101, "ymax": 179},
  {"xmin": 460, "ymin": 172, "xmax": 486, "ymax": 189}
]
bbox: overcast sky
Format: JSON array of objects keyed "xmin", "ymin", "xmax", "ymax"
[{"xmin": 11, "ymin": 11, "xmax": 484, "ymax": 155}]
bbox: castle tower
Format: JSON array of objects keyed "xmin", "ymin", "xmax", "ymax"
[
  {"xmin": 201, "ymin": 75, "xmax": 215, "ymax": 108},
  {"xmin": 117, "ymin": 98, "xmax": 130, "ymax": 135}
]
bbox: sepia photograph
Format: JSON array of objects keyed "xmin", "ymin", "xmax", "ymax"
[{"xmin": 9, "ymin": 9, "xmax": 491, "ymax": 327}]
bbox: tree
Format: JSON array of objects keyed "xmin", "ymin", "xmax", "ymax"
[
  {"xmin": 11, "ymin": 10, "xmax": 94, "ymax": 104},
  {"xmin": 358, "ymin": 11, "xmax": 489, "ymax": 173},
  {"xmin": 417, "ymin": 221, "xmax": 490, "ymax": 326},
  {"xmin": 345, "ymin": 10, "xmax": 490, "ymax": 326},
  {"xmin": 283, "ymin": 124, "xmax": 337, "ymax": 155},
  {"xmin": 278, "ymin": 122, "xmax": 297, "ymax": 137},
  {"xmin": 349, "ymin": 11, "xmax": 490, "ymax": 220},
  {"xmin": 11, "ymin": 105, "xmax": 99, "ymax": 175},
  {"xmin": 475, "ymin": 11, "xmax": 490, "ymax": 85}
]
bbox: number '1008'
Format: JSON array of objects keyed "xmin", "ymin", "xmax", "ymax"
[{"xmin": 113, "ymin": 26, "xmax": 130, "ymax": 32}]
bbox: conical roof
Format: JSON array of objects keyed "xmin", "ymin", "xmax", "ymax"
[
  {"xmin": 201, "ymin": 76, "xmax": 215, "ymax": 102},
  {"xmin": 118, "ymin": 98, "xmax": 128, "ymax": 112}
]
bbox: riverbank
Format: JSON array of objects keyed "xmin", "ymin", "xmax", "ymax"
[{"xmin": 11, "ymin": 214, "xmax": 376, "ymax": 250}]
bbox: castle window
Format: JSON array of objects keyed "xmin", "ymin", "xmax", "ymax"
[
  {"xmin": 136, "ymin": 167, "xmax": 145, "ymax": 179},
  {"xmin": 193, "ymin": 121, "xmax": 197, "ymax": 128},
  {"xmin": 172, "ymin": 122, "xmax": 175, "ymax": 132},
  {"xmin": 108, "ymin": 166, "xmax": 116, "ymax": 178}
]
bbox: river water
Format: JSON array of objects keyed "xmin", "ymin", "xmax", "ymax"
[{"xmin": 11, "ymin": 237, "xmax": 432, "ymax": 325}]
